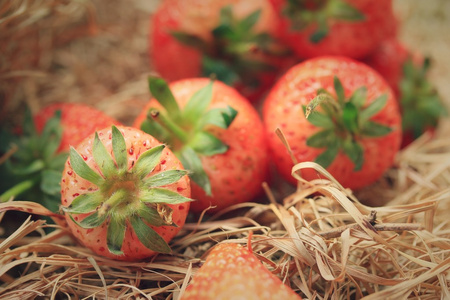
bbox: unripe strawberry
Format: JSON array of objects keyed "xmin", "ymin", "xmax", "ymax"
[
  {"xmin": 61, "ymin": 125, "xmax": 192, "ymax": 261},
  {"xmin": 180, "ymin": 243, "xmax": 302, "ymax": 300}
]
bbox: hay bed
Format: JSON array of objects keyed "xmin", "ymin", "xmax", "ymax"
[{"xmin": 1, "ymin": 0, "xmax": 450, "ymax": 299}]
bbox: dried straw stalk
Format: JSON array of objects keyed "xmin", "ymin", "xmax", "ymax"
[
  {"xmin": 1, "ymin": 0, "xmax": 450, "ymax": 299},
  {"xmin": 1, "ymin": 136, "xmax": 449, "ymax": 299}
]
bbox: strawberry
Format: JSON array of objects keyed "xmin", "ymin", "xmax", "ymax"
[
  {"xmin": 133, "ymin": 77, "xmax": 268, "ymax": 213},
  {"xmin": 61, "ymin": 125, "xmax": 192, "ymax": 261},
  {"xmin": 34, "ymin": 102, "xmax": 121, "ymax": 153},
  {"xmin": 180, "ymin": 243, "xmax": 302, "ymax": 300},
  {"xmin": 269, "ymin": 0, "xmax": 397, "ymax": 59},
  {"xmin": 364, "ymin": 39, "xmax": 447, "ymax": 147},
  {"xmin": 150, "ymin": 0, "xmax": 292, "ymax": 102},
  {"xmin": 0, "ymin": 103, "xmax": 120, "ymax": 212},
  {"xmin": 263, "ymin": 56, "xmax": 402, "ymax": 190}
]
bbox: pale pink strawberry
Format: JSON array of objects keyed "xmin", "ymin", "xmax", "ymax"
[{"xmin": 61, "ymin": 125, "xmax": 192, "ymax": 261}]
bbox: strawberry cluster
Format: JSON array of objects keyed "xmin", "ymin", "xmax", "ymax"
[{"xmin": 0, "ymin": 0, "xmax": 447, "ymax": 298}]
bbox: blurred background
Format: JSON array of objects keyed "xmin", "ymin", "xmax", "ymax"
[{"xmin": 1, "ymin": 0, "xmax": 449, "ymax": 126}]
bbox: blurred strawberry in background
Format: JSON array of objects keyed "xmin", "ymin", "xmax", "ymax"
[
  {"xmin": 365, "ymin": 38, "xmax": 448, "ymax": 147},
  {"xmin": 150, "ymin": 0, "xmax": 294, "ymax": 102},
  {"xmin": 269, "ymin": 0, "xmax": 398, "ymax": 59}
]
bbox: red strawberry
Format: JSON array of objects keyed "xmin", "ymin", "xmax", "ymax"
[
  {"xmin": 61, "ymin": 125, "xmax": 192, "ymax": 261},
  {"xmin": 263, "ymin": 56, "xmax": 402, "ymax": 190},
  {"xmin": 269, "ymin": 0, "xmax": 397, "ymax": 59},
  {"xmin": 133, "ymin": 78, "xmax": 268, "ymax": 213},
  {"xmin": 34, "ymin": 102, "xmax": 121, "ymax": 153},
  {"xmin": 364, "ymin": 38, "xmax": 447, "ymax": 148},
  {"xmin": 150, "ymin": 0, "xmax": 293, "ymax": 102},
  {"xmin": 0, "ymin": 103, "xmax": 120, "ymax": 212},
  {"xmin": 180, "ymin": 243, "xmax": 302, "ymax": 300}
]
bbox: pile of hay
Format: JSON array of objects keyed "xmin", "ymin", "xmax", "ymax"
[{"xmin": 1, "ymin": 0, "xmax": 449, "ymax": 299}]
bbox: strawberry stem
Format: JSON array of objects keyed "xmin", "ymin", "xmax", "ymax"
[
  {"xmin": 100, "ymin": 188, "xmax": 130, "ymax": 217},
  {"xmin": 148, "ymin": 108, "xmax": 189, "ymax": 145}
]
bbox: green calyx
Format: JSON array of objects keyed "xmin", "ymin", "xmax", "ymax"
[
  {"xmin": 140, "ymin": 77, "xmax": 238, "ymax": 196},
  {"xmin": 0, "ymin": 109, "xmax": 66, "ymax": 212},
  {"xmin": 171, "ymin": 5, "xmax": 287, "ymax": 86},
  {"xmin": 400, "ymin": 57, "xmax": 448, "ymax": 139},
  {"xmin": 62, "ymin": 125, "xmax": 192, "ymax": 255},
  {"xmin": 304, "ymin": 76, "xmax": 391, "ymax": 171},
  {"xmin": 283, "ymin": 0, "xmax": 365, "ymax": 43}
]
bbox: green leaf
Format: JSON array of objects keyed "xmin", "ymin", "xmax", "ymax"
[
  {"xmin": 140, "ymin": 118, "xmax": 171, "ymax": 142},
  {"xmin": 421, "ymin": 57, "xmax": 431, "ymax": 75},
  {"xmin": 77, "ymin": 211, "xmax": 107, "ymax": 229},
  {"xmin": 199, "ymin": 106, "xmax": 238, "ymax": 129},
  {"xmin": 361, "ymin": 121, "xmax": 392, "ymax": 137},
  {"xmin": 315, "ymin": 142, "xmax": 339, "ymax": 169},
  {"xmin": 10, "ymin": 159, "xmax": 45, "ymax": 176},
  {"xmin": 0, "ymin": 179, "xmax": 36, "ymax": 203},
  {"xmin": 189, "ymin": 131, "xmax": 228, "ymax": 156},
  {"xmin": 22, "ymin": 108, "xmax": 37, "ymax": 136},
  {"xmin": 140, "ymin": 188, "xmax": 192, "ymax": 205},
  {"xmin": 144, "ymin": 169, "xmax": 189, "ymax": 188},
  {"xmin": 70, "ymin": 147, "xmax": 104, "ymax": 186},
  {"xmin": 47, "ymin": 152, "xmax": 69, "ymax": 171},
  {"xmin": 306, "ymin": 129, "xmax": 337, "ymax": 148},
  {"xmin": 212, "ymin": 24, "xmax": 235, "ymax": 39},
  {"xmin": 333, "ymin": 76, "xmax": 345, "ymax": 106},
  {"xmin": 305, "ymin": 93, "xmax": 336, "ymax": 119},
  {"xmin": 148, "ymin": 77, "xmax": 180, "ymax": 114},
  {"xmin": 93, "ymin": 132, "xmax": 116, "ymax": 178},
  {"xmin": 360, "ymin": 94, "xmax": 387, "ymax": 122},
  {"xmin": 329, "ymin": 0, "xmax": 366, "ymax": 21},
  {"xmin": 202, "ymin": 55, "xmax": 239, "ymax": 85},
  {"xmin": 302, "ymin": 106, "xmax": 333, "ymax": 128},
  {"xmin": 182, "ymin": 80, "xmax": 214, "ymax": 124},
  {"xmin": 112, "ymin": 126, "xmax": 128, "ymax": 172},
  {"xmin": 316, "ymin": 88, "xmax": 332, "ymax": 96},
  {"xmin": 107, "ymin": 217, "xmax": 126, "ymax": 255},
  {"xmin": 138, "ymin": 203, "xmax": 170, "ymax": 227},
  {"xmin": 63, "ymin": 191, "xmax": 103, "ymax": 214},
  {"xmin": 349, "ymin": 86, "xmax": 367, "ymax": 108},
  {"xmin": 170, "ymin": 31, "xmax": 208, "ymax": 51},
  {"xmin": 42, "ymin": 194, "xmax": 61, "ymax": 213},
  {"xmin": 252, "ymin": 32, "xmax": 277, "ymax": 52},
  {"xmin": 218, "ymin": 5, "xmax": 233, "ymax": 26},
  {"xmin": 235, "ymin": 58, "xmax": 276, "ymax": 72},
  {"xmin": 178, "ymin": 147, "xmax": 211, "ymax": 196},
  {"xmin": 130, "ymin": 215, "xmax": 171, "ymax": 254},
  {"xmin": 220, "ymin": 106, "xmax": 238, "ymax": 128},
  {"xmin": 309, "ymin": 24, "xmax": 329, "ymax": 43},
  {"xmin": 342, "ymin": 102, "xmax": 359, "ymax": 133},
  {"xmin": 342, "ymin": 140, "xmax": 364, "ymax": 171},
  {"xmin": 40, "ymin": 169, "xmax": 62, "ymax": 196},
  {"xmin": 133, "ymin": 144, "xmax": 165, "ymax": 180},
  {"xmin": 238, "ymin": 9, "xmax": 261, "ymax": 32},
  {"xmin": 402, "ymin": 110, "xmax": 416, "ymax": 133},
  {"xmin": 39, "ymin": 110, "xmax": 62, "ymax": 161}
]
